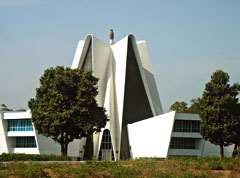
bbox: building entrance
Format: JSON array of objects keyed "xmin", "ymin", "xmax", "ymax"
[
  {"xmin": 98, "ymin": 129, "xmax": 115, "ymax": 161},
  {"xmin": 101, "ymin": 149, "xmax": 112, "ymax": 161}
]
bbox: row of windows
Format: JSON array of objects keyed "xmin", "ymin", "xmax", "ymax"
[
  {"xmin": 8, "ymin": 119, "xmax": 34, "ymax": 131},
  {"xmin": 173, "ymin": 120, "xmax": 200, "ymax": 133},
  {"xmin": 16, "ymin": 137, "xmax": 37, "ymax": 148},
  {"xmin": 170, "ymin": 137, "xmax": 195, "ymax": 149}
]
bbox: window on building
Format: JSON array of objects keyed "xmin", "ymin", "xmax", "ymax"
[
  {"xmin": 98, "ymin": 129, "xmax": 115, "ymax": 161},
  {"xmin": 8, "ymin": 119, "xmax": 34, "ymax": 131},
  {"xmin": 170, "ymin": 137, "xmax": 195, "ymax": 149},
  {"xmin": 16, "ymin": 137, "xmax": 37, "ymax": 148},
  {"xmin": 173, "ymin": 120, "xmax": 200, "ymax": 133}
]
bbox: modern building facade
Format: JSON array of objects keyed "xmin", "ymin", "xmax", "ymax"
[
  {"xmin": 0, "ymin": 105, "xmax": 85, "ymax": 157},
  {"xmin": 128, "ymin": 111, "xmax": 234, "ymax": 158},
  {"xmin": 0, "ymin": 33, "xmax": 163, "ymax": 160},
  {"xmin": 0, "ymin": 32, "xmax": 234, "ymax": 159},
  {"xmin": 71, "ymin": 32, "xmax": 163, "ymax": 160},
  {"xmin": 0, "ymin": 106, "xmax": 39, "ymax": 155}
]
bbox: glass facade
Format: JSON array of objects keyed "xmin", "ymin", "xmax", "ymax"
[
  {"xmin": 8, "ymin": 119, "xmax": 34, "ymax": 131},
  {"xmin": 98, "ymin": 129, "xmax": 115, "ymax": 161},
  {"xmin": 173, "ymin": 120, "xmax": 200, "ymax": 132},
  {"xmin": 16, "ymin": 137, "xmax": 37, "ymax": 148},
  {"xmin": 101, "ymin": 129, "xmax": 112, "ymax": 150},
  {"xmin": 170, "ymin": 137, "xmax": 195, "ymax": 149}
]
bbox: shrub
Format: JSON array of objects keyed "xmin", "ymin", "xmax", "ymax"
[
  {"xmin": 0, "ymin": 162, "xmax": 5, "ymax": 170},
  {"xmin": 0, "ymin": 153, "xmax": 71, "ymax": 161},
  {"xmin": 208, "ymin": 161, "xmax": 223, "ymax": 170}
]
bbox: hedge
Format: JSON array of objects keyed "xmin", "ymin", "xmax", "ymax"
[{"xmin": 0, "ymin": 153, "xmax": 71, "ymax": 161}]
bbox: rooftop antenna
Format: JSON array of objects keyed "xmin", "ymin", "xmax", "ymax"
[{"xmin": 109, "ymin": 29, "xmax": 114, "ymax": 45}]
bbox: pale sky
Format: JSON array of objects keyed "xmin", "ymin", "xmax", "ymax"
[{"xmin": 0, "ymin": 0, "xmax": 239, "ymax": 112}]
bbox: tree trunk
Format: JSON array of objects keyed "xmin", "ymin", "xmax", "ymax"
[
  {"xmin": 220, "ymin": 145, "xmax": 224, "ymax": 160},
  {"xmin": 61, "ymin": 143, "xmax": 68, "ymax": 156}
]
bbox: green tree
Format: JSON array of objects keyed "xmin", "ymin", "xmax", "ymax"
[
  {"xmin": 170, "ymin": 99, "xmax": 200, "ymax": 114},
  {"xmin": 0, "ymin": 104, "xmax": 13, "ymax": 111},
  {"xmin": 227, "ymin": 101, "xmax": 240, "ymax": 157},
  {"xmin": 188, "ymin": 98, "xmax": 201, "ymax": 114},
  {"xmin": 28, "ymin": 66, "xmax": 108, "ymax": 156},
  {"xmin": 170, "ymin": 101, "xmax": 188, "ymax": 113},
  {"xmin": 199, "ymin": 70, "xmax": 240, "ymax": 159}
]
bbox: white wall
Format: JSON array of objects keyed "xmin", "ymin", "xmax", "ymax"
[
  {"xmin": 36, "ymin": 134, "xmax": 86, "ymax": 157},
  {"xmin": 7, "ymin": 131, "xmax": 35, "ymax": 137},
  {"xmin": 68, "ymin": 138, "xmax": 86, "ymax": 157},
  {"xmin": 128, "ymin": 111, "xmax": 175, "ymax": 158},
  {"xmin": 36, "ymin": 134, "xmax": 61, "ymax": 155},
  {"xmin": 202, "ymin": 141, "xmax": 234, "ymax": 157},
  {"xmin": 12, "ymin": 148, "xmax": 39, "ymax": 154},
  {"xmin": 0, "ymin": 113, "xmax": 9, "ymax": 154},
  {"xmin": 137, "ymin": 41, "xmax": 163, "ymax": 115},
  {"xmin": 4, "ymin": 110, "xmax": 31, "ymax": 119}
]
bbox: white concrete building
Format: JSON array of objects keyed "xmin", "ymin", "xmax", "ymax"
[
  {"xmin": 0, "ymin": 31, "xmax": 234, "ymax": 159},
  {"xmin": 71, "ymin": 31, "xmax": 233, "ymax": 160},
  {"xmin": 128, "ymin": 111, "xmax": 234, "ymax": 158},
  {"xmin": 71, "ymin": 31, "xmax": 163, "ymax": 160},
  {"xmin": 0, "ymin": 105, "xmax": 85, "ymax": 157}
]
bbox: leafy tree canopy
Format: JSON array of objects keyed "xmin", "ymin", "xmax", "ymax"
[
  {"xmin": 28, "ymin": 66, "xmax": 108, "ymax": 156},
  {"xmin": 170, "ymin": 98, "xmax": 200, "ymax": 114},
  {"xmin": 0, "ymin": 104, "xmax": 13, "ymax": 111},
  {"xmin": 199, "ymin": 70, "xmax": 240, "ymax": 159},
  {"xmin": 187, "ymin": 98, "xmax": 201, "ymax": 114},
  {"xmin": 169, "ymin": 101, "xmax": 188, "ymax": 113}
]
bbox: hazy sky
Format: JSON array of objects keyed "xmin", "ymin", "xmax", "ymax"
[{"xmin": 0, "ymin": 0, "xmax": 239, "ymax": 112}]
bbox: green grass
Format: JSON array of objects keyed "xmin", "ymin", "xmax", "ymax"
[{"xmin": 0, "ymin": 157, "xmax": 240, "ymax": 177}]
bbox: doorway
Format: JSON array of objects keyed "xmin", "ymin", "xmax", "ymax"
[
  {"xmin": 98, "ymin": 129, "xmax": 115, "ymax": 161},
  {"xmin": 101, "ymin": 149, "xmax": 112, "ymax": 161}
]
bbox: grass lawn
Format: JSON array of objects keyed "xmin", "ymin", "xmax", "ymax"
[{"xmin": 1, "ymin": 157, "xmax": 240, "ymax": 177}]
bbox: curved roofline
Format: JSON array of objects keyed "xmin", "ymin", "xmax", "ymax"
[
  {"xmin": 78, "ymin": 34, "xmax": 145, "ymax": 45},
  {"xmin": 83, "ymin": 34, "xmax": 109, "ymax": 46}
]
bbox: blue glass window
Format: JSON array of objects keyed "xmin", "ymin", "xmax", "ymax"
[
  {"xmin": 8, "ymin": 119, "xmax": 34, "ymax": 131},
  {"xmin": 16, "ymin": 137, "xmax": 37, "ymax": 148}
]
